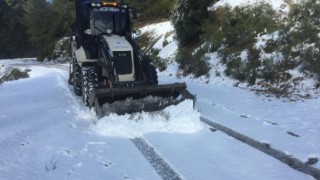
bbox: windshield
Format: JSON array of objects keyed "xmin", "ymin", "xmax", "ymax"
[{"xmin": 91, "ymin": 8, "xmax": 128, "ymax": 36}]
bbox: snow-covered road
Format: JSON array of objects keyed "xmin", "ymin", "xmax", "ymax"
[
  {"xmin": 0, "ymin": 60, "xmax": 317, "ymax": 179},
  {"xmin": 0, "ymin": 64, "xmax": 161, "ymax": 180}
]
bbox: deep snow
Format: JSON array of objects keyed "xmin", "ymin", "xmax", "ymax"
[
  {"xmin": 0, "ymin": 60, "xmax": 313, "ymax": 179},
  {"xmin": 93, "ymin": 100, "xmax": 203, "ymax": 138}
]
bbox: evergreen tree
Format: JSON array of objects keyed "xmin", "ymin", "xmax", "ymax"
[
  {"xmin": 0, "ymin": 0, "xmax": 32, "ymax": 58},
  {"xmin": 5, "ymin": 0, "xmax": 27, "ymax": 20},
  {"xmin": 172, "ymin": 0, "xmax": 216, "ymax": 47},
  {"xmin": 124, "ymin": 0, "xmax": 175, "ymax": 25},
  {"xmin": 0, "ymin": 0, "xmax": 14, "ymax": 58},
  {"xmin": 2, "ymin": 0, "xmax": 176, "ymax": 60},
  {"xmin": 24, "ymin": 0, "xmax": 55, "ymax": 60},
  {"xmin": 23, "ymin": 0, "xmax": 75, "ymax": 60},
  {"xmin": 50, "ymin": 0, "xmax": 75, "ymax": 38}
]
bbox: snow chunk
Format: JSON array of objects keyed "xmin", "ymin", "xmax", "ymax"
[
  {"xmin": 136, "ymin": 21, "xmax": 177, "ymax": 59},
  {"xmin": 139, "ymin": 21, "xmax": 174, "ymax": 39},
  {"xmin": 91, "ymin": 100, "xmax": 203, "ymax": 138}
]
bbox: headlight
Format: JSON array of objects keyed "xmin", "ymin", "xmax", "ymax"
[
  {"xmin": 106, "ymin": 29, "xmax": 112, "ymax": 35},
  {"xmin": 134, "ymin": 29, "xmax": 142, "ymax": 36},
  {"xmin": 103, "ymin": 2, "xmax": 117, "ymax": 7},
  {"xmin": 84, "ymin": 29, "xmax": 92, "ymax": 35}
]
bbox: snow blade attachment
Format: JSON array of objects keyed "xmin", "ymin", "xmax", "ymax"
[{"xmin": 88, "ymin": 83, "xmax": 195, "ymax": 118}]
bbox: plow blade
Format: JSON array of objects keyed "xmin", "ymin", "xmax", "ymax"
[{"xmin": 88, "ymin": 83, "xmax": 195, "ymax": 118}]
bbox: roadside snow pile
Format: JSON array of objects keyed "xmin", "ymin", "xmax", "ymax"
[
  {"xmin": 139, "ymin": 21, "xmax": 174, "ymax": 42},
  {"xmin": 0, "ymin": 64, "xmax": 7, "ymax": 78},
  {"xmin": 136, "ymin": 21, "xmax": 177, "ymax": 59},
  {"xmin": 0, "ymin": 60, "xmax": 35, "ymax": 83},
  {"xmin": 91, "ymin": 100, "xmax": 203, "ymax": 138},
  {"xmin": 0, "ymin": 58, "xmax": 38, "ymax": 66}
]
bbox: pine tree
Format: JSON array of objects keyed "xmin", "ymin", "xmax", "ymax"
[
  {"xmin": 50, "ymin": 0, "xmax": 75, "ymax": 38},
  {"xmin": 22, "ymin": 0, "xmax": 75, "ymax": 60},
  {"xmin": 172, "ymin": 0, "xmax": 216, "ymax": 47},
  {"xmin": 24, "ymin": 0, "xmax": 55, "ymax": 60},
  {"xmin": 0, "ymin": 0, "xmax": 14, "ymax": 58},
  {"xmin": 123, "ymin": 0, "xmax": 175, "ymax": 24},
  {"xmin": 5, "ymin": 0, "xmax": 27, "ymax": 20},
  {"xmin": 0, "ymin": 0, "xmax": 32, "ymax": 58}
]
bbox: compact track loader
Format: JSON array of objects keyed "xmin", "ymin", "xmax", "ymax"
[{"xmin": 69, "ymin": 0, "xmax": 194, "ymax": 117}]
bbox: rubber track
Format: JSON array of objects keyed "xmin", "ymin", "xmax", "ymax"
[
  {"xmin": 131, "ymin": 138, "xmax": 182, "ymax": 180},
  {"xmin": 201, "ymin": 117, "xmax": 320, "ymax": 180}
]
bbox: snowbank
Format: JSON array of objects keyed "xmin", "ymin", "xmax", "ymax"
[{"xmin": 91, "ymin": 100, "xmax": 203, "ymax": 138}]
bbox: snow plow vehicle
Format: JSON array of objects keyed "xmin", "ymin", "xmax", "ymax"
[{"xmin": 69, "ymin": 0, "xmax": 195, "ymax": 117}]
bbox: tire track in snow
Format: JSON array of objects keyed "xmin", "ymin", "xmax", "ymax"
[
  {"xmin": 131, "ymin": 138, "xmax": 183, "ymax": 180},
  {"xmin": 201, "ymin": 117, "xmax": 320, "ymax": 180}
]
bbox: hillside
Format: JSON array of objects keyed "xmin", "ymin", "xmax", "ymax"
[{"xmin": 135, "ymin": 0, "xmax": 320, "ymax": 99}]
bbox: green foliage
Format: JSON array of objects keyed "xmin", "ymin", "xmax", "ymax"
[
  {"xmin": 172, "ymin": 0, "xmax": 217, "ymax": 47},
  {"xmin": 135, "ymin": 31, "xmax": 154, "ymax": 51},
  {"xmin": 149, "ymin": 49, "xmax": 167, "ymax": 72},
  {"xmin": 162, "ymin": 39, "xmax": 169, "ymax": 47},
  {"xmin": 170, "ymin": 0, "xmax": 320, "ymax": 91},
  {"xmin": 24, "ymin": 0, "xmax": 75, "ymax": 61},
  {"xmin": 24, "ymin": 0, "xmax": 55, "ymax": 60},
  {"xmin": 282, "ymin": 0, "xmax": 320, "ymax": 75},
  {"xmin": 0, "ymin": 0, "xmax": 33, "ymax": 59},
  {"xmin": 224, "ymin": 56, "xmax": 245, "ymax": 81},
  {"xmin": 5, "ymin": 0, "xmax": 27, "ymax": 19},
  {"xmin": 2, "ymin": 0, "xmax": 170, "ymax": 60},
  {"xmin": 204, "ymin": 4, "xmax": 280, "ymax": 52},
  {"xmin": 124, "ymin": 0, "xmax": 175, "ymax": 26},
  {"xmin": 50, "ymin": 0, "xmax": 75, "ymax": 38},
  {"xmin": 52, "ymin": 38, "xmax": 72, "ymax": 63},
  {"xmin": 259, "ymin": 59, "xmax": 278, "ymax": 83},
  {"xmin": 198, "ymin": 0, "xmax": 320, "ymax": 90},
  {"xmin": 300, "ymin": 47, "xmax": 320, "ymax": 75},
  {"xmin": 255, "ymin": 1, "xmax": 320, "ymax": 80},
  {"xmin": 0, "ymin": 0, "xmax": 75, "ymax": 60},
  {"xmin": 202, "ymin": 4, "xmax": 281, "ymax": 85},
  {"xmin": 175, "ymin": 47, "xmax": 211, "ymax": 77},
  {"xmin": 0, "ymin": 68, "xmax": 31, "ymax": 84}
]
